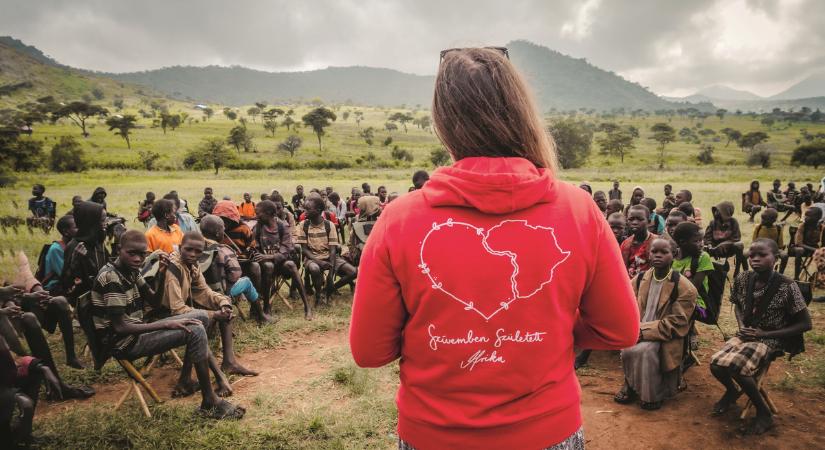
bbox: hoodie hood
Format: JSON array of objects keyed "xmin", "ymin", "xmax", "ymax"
[
  {"xmin": 712, "ymin": 201, "xmax": 735, "ymax": 221},
  {"xmin": 421, "ymin": 157, "xmax": 555, "ymax": 214},
  {"xmin": 213, "ymin": 200, "xmax": 241, "ymax": 223},
  {"xmin": 73, "ymin": 201, "xmax": 105, "ymax": 244}
]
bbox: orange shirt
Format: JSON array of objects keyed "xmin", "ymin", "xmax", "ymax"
[
  {"xmin": 238, "ymin": 201, "xmax": 256, "ymax": 219},
  {"xmin": 145, "ymin": 224, "xmax": 183, "ymax": 253}
]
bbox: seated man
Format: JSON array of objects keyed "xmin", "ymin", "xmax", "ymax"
[
  {"xmin": 743, "ymin": 180, "xmax": 766, "ymax": 223},
  {"xmin": 145, "ymin": 199, "xmax": 183, "ymax": 254},
  {"xmin": 296, "ymin": 197, "xmax": 357, "ymax": 306},
  {"xmin": 291, "ymin": 185, "xmax": 306, "ymax": 219},
  {"xmin": 162, "ymin": 231, "xmax": 257, "ymax": 379},
  {"xmin": 348, "ymin": 195, "xmax": 381, "ymax": 266},
  {"xmin": 91, "ymin": 230, "xmax": 244, "ymax": 419},
  {"xmin": 253, "ymin": 201, "xmax": 310, "ymax": 320},
  {"xmin": 710, "ymin": 239, "xmax": 811, "ymax": 435},
  {"xmin": 27, "ymin": 183, "xmax": 56, "ymax": 231},
  {"xmin": 199, "ymin": 215, "xmax": 271, "ymax": 324},
  {"xmin": 704, "ymin": 201, "xmax": 746, "ymax": 276},
  {"xmin": 788, "ymin": 206, "xmax": 823, "ymax": 280},
  {"xmin": 615, "ymin": 238, "xmax": 697, "ymax": 410}
]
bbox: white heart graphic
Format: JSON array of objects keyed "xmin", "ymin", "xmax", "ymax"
[{"xmin": 418, "ymin": 219, "xmax": 571, "ymax": 321}]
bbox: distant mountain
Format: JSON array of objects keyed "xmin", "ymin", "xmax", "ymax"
[
  {"xmin": 771, "ymin": 72, "xmax": 825, "ymax": 100},
  {"xmin": 694, "ymin": 85, "xmax": 762, "ymax": 101},
  {"xmin": 0, "ymin": 36, "xmax": 63, "ymax": 68}
]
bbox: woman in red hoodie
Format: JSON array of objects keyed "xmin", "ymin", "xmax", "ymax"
[{"xmin": 349, "ymin": 47, "xmax": 640, "ymax": 450}]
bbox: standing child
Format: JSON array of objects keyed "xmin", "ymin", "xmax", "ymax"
[
  {"xmin": 621, "ymin": 205, "xmax": 656, "ymax": 278},
  {"xmin": 710, "ymin": 239, "xmax": 811, "ymax": 435},
  {"xmin": 609, "ymin": 180, "xmax": 622, "ymax": 201},
  {"xmin": 137, "ymin": 192, "xmax": 155, "ymax": 228}
]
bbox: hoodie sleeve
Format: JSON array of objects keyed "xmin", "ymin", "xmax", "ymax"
[
  {"xmin": 349, "ymin": 215, "xmax": 407, "ymax": 368},
  {"xmin": 574, "ymin": 212, "xmax": 640, "ymax": 350}
]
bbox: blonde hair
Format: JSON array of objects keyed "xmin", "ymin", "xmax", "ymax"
[{"xmin": 432, "ymin": 48, "xmax": 558, "ymax": 172}]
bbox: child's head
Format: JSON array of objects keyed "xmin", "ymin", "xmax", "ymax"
[
  {"xmin": 664, "ymin": 184, "xmax": 672, "ymax": 195},
  {"xmin": 593, "ymin": 191, "xmax": 607, "ymax": 211},
  {"xmin": 641, "ymin": 197, "xmax": 657, "ymax": 212},
  {"xmin": 32, "ymin": 183, "xmax": 45, "ymax": 197},
  {"xmin": 56, "ymin": 215, "xmax": 77, "ymax": 241},
  {"xmin": 773, "ymin": 179, "xmax": 781, "ymax": 190},
  {"xmin": 608, "ymin": 212, "xmax": 626, "ymax": 241},
  {"xmin": 146, "ymin": 191, "xmax": 156, "ymax": 202},
  {"xmin": 606, "ymin": 199, "xmax": 624, "ymax": 216},
  {"xmin": 788, "ymin": 181, "xmax": 796, "ymax": 190},
  {"xmin": 750, "ymin": 180, "xmax": 760, "ymax": 191},
  {"xmin": 117, "ymin": 230, "xmax": 149, "ymax": 272},
  {"xmin": 255, "ymin": 200, "xmax": 277, "ymax": 221},
  {"xmin": 675, "ymin": 189, "xmax": 693, "ymax": 205},
  {"xmin": 579, "ymin": 182, "xmax": 592, "ymax": 194},
  {"xmin": 672, "ymin": 221, "xmax": 702, "ymax": 257},
  {"xmin": 677, "ymin": 201, "xmax": 694, "ymax": 218},
  {"xmin": 665, "ymin": 210, "xmax": 687, "ymax": 236},
  {"xmin": 613, "ymin": 180, "xmax": 620, "ymax": 189},
  {"xmin": 243, "ymin": 192, "xmax": 252, "ymax": 202},
  {"xmin": 649, "ymin": 238, "xmax": 676, "ymax": 270},
  {"xmin": 760, "ymin": 208, "xmax": 778, "ymax": 226},
  {"xmin": 748, "ymin": 238, "xmax": 779, "ymax": 273},
  {"xmin": 627, "ymin": 205, "xmax": 650, "ymax": 235},
  {"xmin": 203, "ymin": 187, "xmax": 213, "ymax": 198},
  {"xmin": 630, "ymin": 187, "xmax": 645, "ymax": 205}
]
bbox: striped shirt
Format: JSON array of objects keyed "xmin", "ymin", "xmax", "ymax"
[
  {"xmin": 91, "ymin": 263, "xmax": 146, "ymax": 352},
  {"xmin": 295, "ymin": 220, "xmax": 339, "ymax": 260}
]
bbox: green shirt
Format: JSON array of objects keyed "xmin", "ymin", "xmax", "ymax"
[{"xmin": 671, "ymin": 252, "xmax": 711, "ymax": 309}]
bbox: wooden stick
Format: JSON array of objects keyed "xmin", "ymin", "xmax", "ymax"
[
  {"xmin": 761, "ymin": 387, "xmax": 779, "ymax": 414},
  {"xmin": 133, "ymin": 382, "xmax": 151, "ymax": 418},
  {"xmin": 169, "ymin": 349, "xmax": 184, "ymax": 367},
  {"xmin": 142, "ymin": 355, "xmax": 157, "ymax": 376},
  {"xmin": 114, "ymin": 385, "xmax": 132, "ymax": 410},
  {"xmin": 119, "ymin": 360, "xmax": 162, "ymax": 404}
]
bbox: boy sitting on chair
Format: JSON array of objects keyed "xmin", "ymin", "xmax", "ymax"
[
  {"xmin": 614, "ymin": 238, "xmax": 697, "ymax": 410},
  {"xmin": 710, "ymin": 239, "xmax": 811, "ymax": 435},
  {"xmin": 91, "ymin": 230, "xmax": 245, "ymax": 419},
  {"xmin": 296, "ymin": 197, "xmax": 357, "ymax": 307}
]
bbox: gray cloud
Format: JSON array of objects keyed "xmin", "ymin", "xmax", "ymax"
[{"xmin": 1, "ymin": 0, "xmax": 822, "ymax": 96}]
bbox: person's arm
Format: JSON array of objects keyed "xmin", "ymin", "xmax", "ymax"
[
  {"xmin": 350, "ymin": 216, "xmax": 406, "ymax": 367},
  {"xmin": 191, "ymin": 269, "xmax": 231, "ymax": 310},
  {"xmin": 109, "ymin": 310, "xmax": 199, "ymax": 335},
  {"xmin": 640, "ymin": 278, "xmax": 697, "ymax": 341},
  {"xmin": 574, "ymin": 213, "xmax": 640, "ymax": 350},
  {"xmin": 163, "ymin": 263, "xmax": 193, "ymax": 315},
  {"xmin": 45, "ymin": 245, "xmax": 64, "ymax": 281}
]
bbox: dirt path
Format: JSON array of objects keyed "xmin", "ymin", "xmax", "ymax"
[{"xmin": 39, "ymin": 329, "xmax": 825, "ymax": 449}]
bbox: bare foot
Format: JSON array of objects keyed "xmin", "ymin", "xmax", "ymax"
[
  {"xmin": 215, "ymin": 382, "xmax": 234, "ymax": 398},
  {"xmin": 172, "ymin": 379, "xmax": 199, "ymax": 398},
  {"xmin": 221, "ymin": 363, "xmax": 259, "ymax": 377},
  {"xmin": 744, "ymin": 414, "xmax": 774, "ymax": 435},
  {"xmin": 711, "ymin": 389, "xmax": 742, "ymax": 415}
]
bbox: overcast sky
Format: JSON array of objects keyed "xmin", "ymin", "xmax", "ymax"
[{"xmin": 1, "ymin": 0, "xmax": 822, "ymax": 97}]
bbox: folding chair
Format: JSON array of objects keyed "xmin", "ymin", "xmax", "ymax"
[
  {"xmin": 269, "ymin": 274, "xmax": 294, "ymax": 311},
  {"xmin": 740, "ymin": 360, "xmax": 779, "ymax": 420}
]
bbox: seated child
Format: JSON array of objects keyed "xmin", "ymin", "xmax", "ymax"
[
  {"xmin": 788, "ymin": 206, "xmax": 824, "ymax": 280},
  {"xmin": 710, "ymin": 239, "xmax": 811, "ymax": 435},
  {"xmin": 675, "ymin": 190, "xmax": 702, "ymax": 228},
  {"xmin": 137, "ymin": 192, "xmax": 155, "ymax": 228},
  {"xmin": 658, "ymin": 184, "xmax": 677, "ymax": 217},
  {"xmin": 614, "ymin": 238, "xmax": 697, "ymax": 410},
  {"xmin": 91, "ymin": 231, "xmax": 245, "ymax": 419},
  {"xmin": 670, "ymin": 222, "xmax": 711, "ymax": 317},
  {"xmin": 641, "ymin": 198, "xmax": 664, "ymax": 235},
  {"xmin": 623, "ymin": 187, "xmax": 645, "ymax": 216},
  {"xmin": 704, "ymin": 201, "xmax": 746, "ymax": 276},
  {"xmin": 606, "ymin": 199, "xmax": 624, "ymax": 218},
  {"xmin": 145, "ymin": 199, "xmax": 183, "ymax": 254},
  {"xmin": 621, "ymin": 205, "xmax": 657, "ymax": 279},
  {"xmin": 237, "ymin": 193, "xmax": 256, "ymax": 222},
  {"xmin": 252, "ymin": 201, "xmax": 311, "ymax": 320},
  {"xmin": 39, "ymin": 215, "xmax": 76, "ymax": 295},
  {"xmin": 751, "ymin": 208, "xmax": 788, "ymax": 273},
  {"xmin": 212, "ymin": 199, "xmax": 262, "ymax": 293},
  {"xmin": 296, "ymin": 197, "xmax": 357, "ymax": 306},
  {"xmin": 27, "ymin": 184, "xmax": 56, "ymax": 232},
  {"xmin": 608, "ymin": 212, "xmax": 627, "ymax": 245},
  {"xmin": 162, "ymin": 231, "xmax": 257, "ymax": 379},
  {"xmin": 198, "ymin": 187, "xmax": 217, "ymax": 218},
  {"xmin": 742, "ymin": 180, "xmax": 766, "ymax": 223}
]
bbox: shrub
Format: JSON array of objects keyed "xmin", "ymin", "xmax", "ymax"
[
  {"xmin": 382, "ymin": 136, "xmax": 393, "ymax": 147},
  {"xmin": 697, "ymin": 144, "xmax": 714, "ymax": 164},
  {"xmin": 430, "ymin": 147, "xmax": 451, "ymax": 167},
  {"xmin": 390, "ymin": 146, "xmax": 414, "ymax": 162},
  {"xmin": 225, "ymin": 159, "xmax": 268, "ymax": 170},
  {"xmin": 270, "ymin": 160, "xmax": 303, "ymax": 170},
  {"xmin": 305, "ymin": 159, "xmax": 352, "ymax": 170},
  {"xmin": 138, "ymin": 150, "xmax": 161, "ymax": 171},
  {"xmin": 50, "ymin": 136, "xmax": 87, "ymax": 172},
  {"xmin": 88, "ymin": 160, "xmax": 141, "ymax": 170},
  {"xmin": 746, "ymin": 148, "xmax": 772, "ymax": 168},
  {"xmin": 5, "ymin": 138, "xmax": 45, "ymax": 171},
  {"xmin": 791, "ymin": 141, "xmax": 825, "ymax": 168}
]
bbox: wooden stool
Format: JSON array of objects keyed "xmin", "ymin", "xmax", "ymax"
[
  {"xmin": 115, "ymin": 359, "xmax": 163, "ymax": 418},
  {"xmin": 740, "ymin": 362, "xmax": 779, "ymax": 419}
]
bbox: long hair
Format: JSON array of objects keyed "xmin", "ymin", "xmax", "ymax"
[{"xmin": 432, "ymin": 48, "xmax": 558, "ymax": 172}]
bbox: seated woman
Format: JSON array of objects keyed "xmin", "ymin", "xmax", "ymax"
[
  {"xmin": 615, "ymin": 238, "xmax": 697, "ymax": 410},
  {"xmin": 710, "ymin": 239, "xmax": 812, "ymax": 435},
  {"xmin": 742, "ymin": 180, "xmax": 766, "ymax": 223}
]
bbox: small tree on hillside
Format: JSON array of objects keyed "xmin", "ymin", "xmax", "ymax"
[
  {"xmin": 737, "ymin": 131, "xmax": 769, "ymax": 153},
  {"xmin": 106, "ymin": 114, "xmax": 138, "ymax": 149},
  {"xmin": 223, "ymin": 108, "xmax": 237, "ymax": 121},
  {"xmin": 597, "ymin": 128, "xmax": 635, "ymax": 163},
  {"xmin": 359, "ymin": 127, "xmax": 375, "ymax": 146},
  {"xmin": 202, "ymin": 107, "xmax": 214, "ymax": 121},
  {"xmin": 650, "ymin": 122, "xmax": 676, "ymax": 169},
  {"xmin": 389, "ymin": 112, "xmax": 414, "ymax": 133},
  {"xmin": 384, "ymin": 122, "xmax": 398, "ymax": 133},
  {"xmin": 52, "ymin": 101, "xmax": 108, "ymax": 137},
  {"xmin": 548, "ymin": 119, "xmax": 593, "ymax": 169},
  {"xmin": 716, "ymin": 109, "xmax": 727, "ymax": 121},
  {"xmin": 791, "ymin": 141, "xmax": 825, "ymax": 168},
  {"xmin": 721, "ymin": 127, "xmax": 741, "ymax": 147},
  {"xmin": 282, "ymin": 116, "xmax": 295, "ymax": 131},
  {"xmin": 301, "ymin": 107, "xmax": 337, "ymax": 151},
  {"xmin": 185, "ymin": 137, "xmax": 234, "ymax": 174},
  {"xmin": 342, "ymin": 111, "xmax": 350, "ymax": 122},
  {"xmin": 354, "ymin": 110, "xmax": 364, "ymax": 127},
  {"xmin": 247, "ymin": 106, "xmax": 261, "ymax": 122},
  {"xmin": 227, "ymin": 125, "xmax": 253, "ymax": 154},
  {"xmin": 138, "ymin": 150, "xmax": 161, "ymax": 170},
  {"xmin": 278, "ymin": 135, "xmax": 302, "ymax": 158}
]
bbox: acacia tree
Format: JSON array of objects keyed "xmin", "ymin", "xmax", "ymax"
[
  {"xmin": 737, "ymin": 131, "xmax": 769, "ymax": 153},
  {"xmin": 716, "ymin": 109, "xmax": 727, "ymax": 121},
  {"xmin": 548, "ymin": 119, "xmax": 593, "ymax": 169},
  {"xmin": 389, "ymin": 112, "xmax": 414, "ymax": 133},
  {"xmin": 597, "ymin": 128, "xmax": 635, "ymax": 163},
  {"xmin": 202, "ymin": 107, "xmax": 214, "ymax": 121},
  {"xmin": 157, "ymin": 112, "xmax": 181, "ymax": 135},
  {"xmin": 353, "ymin": 110, "xmax": 364, "ymax": 127},
  {"xmin": 282, "ymin": 116, "xmax": 295, "ymax": 131},
  {"xmin": 342, "ymin": 111, "xmax": 350, "ymax": 122},
  {"xmin": 384, "ymin": 122, "xmax": 398, "ymax": 133},
  {"xmin": 650, "ymin": 122, "xmax": 676, "ymax": 168},
  {"xmin": 359, "ymin": 126, "xmax": 375, "ymax": 146},
  {"xmin": 278, "ymin": 135, "xmax": 303, "ymax": 158},
  {"xmin": 52, "ymin": 101, "xmax": 108, "ymax": 137},
  {"xmin": 262, "ymin": 108, "xmax": 284, "ymax": 137},
  {"xmin": 186, "ymin": 137, "xmax": 234, "ymax": 174},
  {"xmin": 301, "ymin": 107, "xmax": 337, "ymax": 151},
  {"xmin": 105, "ymin": 114, "xmax": 138, "ymax": 149},
  {"xmin": 247, "ymin": 106, "xmax": 261, "ymax": 122},
  {"xmin": 227, "ymin": 125, "xmax": 253, "ymax": 154},
  {"xmin": 720, "ymin": 127, "xmax": 741, "ymax": 147}
]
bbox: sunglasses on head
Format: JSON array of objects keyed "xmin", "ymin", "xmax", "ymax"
[{"xmin": 440, "ymin": 46, "xmax": 509, "ymax": 61}]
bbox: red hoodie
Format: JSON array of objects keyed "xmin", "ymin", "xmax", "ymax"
[{"xmin": 350, "ymin": 157, "xmax": 639, "ymax": 450}]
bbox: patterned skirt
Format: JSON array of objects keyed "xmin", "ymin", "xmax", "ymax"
[
  {"xmin": 398, "ymin": 427, "xmax": 585, "ymax": 450},
  {"xmin": 710, "ymin": 336, "xmax": 770, "ymax": 377}
]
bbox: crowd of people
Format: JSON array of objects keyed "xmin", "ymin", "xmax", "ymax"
[
  {"xmin": 577, "ymin": 179, "xmax": 815, "ymax": 435},
  {"xmin": 0, "ymin": 171, "xmax": 819, "ymax": 444},
  {"xmin": 1, "ymin": 172, "xmax": 433, "ymax": 447}
]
